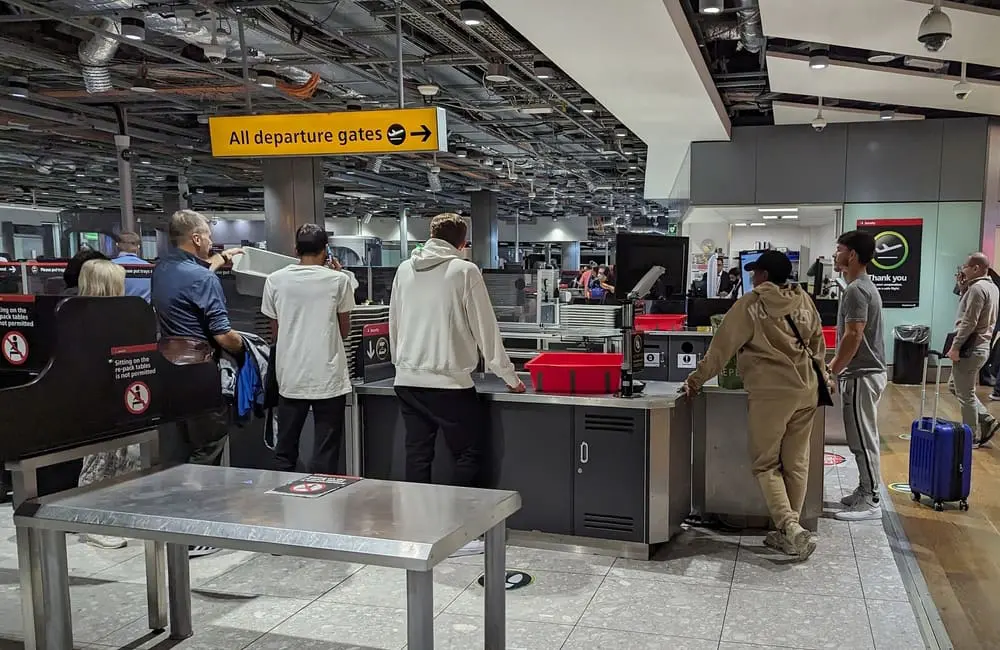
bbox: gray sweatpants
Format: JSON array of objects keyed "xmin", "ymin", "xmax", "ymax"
[
  {"xmin": 842, "ymin": 372, "xmax": 887, "ymax": 499},
  {"xmin": 951, "ymin": 344, "xmax": 995, "ymax": 441}
]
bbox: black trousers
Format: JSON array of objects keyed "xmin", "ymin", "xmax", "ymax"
[
  {"xmin": 394, "ymin": 386, "xmax": 485, "ymax": 488},
  {"xmin": 159, "ymin": 403, "xmax": 230, "ymax": 467},
  {"xmin": 275, "ymin": 395, "xmax": 347, "ymax": 474}
]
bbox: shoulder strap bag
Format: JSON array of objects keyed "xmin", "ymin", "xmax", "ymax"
[{"xmin": 785, "ymin": 315, "xmax": 834, "ymax": 407}]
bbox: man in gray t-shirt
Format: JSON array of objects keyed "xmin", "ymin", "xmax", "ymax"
[{"xmin": 830, "ymin": 231, "xmax": 888, "ymax": 522}]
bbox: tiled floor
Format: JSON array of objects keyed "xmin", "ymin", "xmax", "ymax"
[{"xmin": 0, "ymin": 446, "xmax": 929, "ymax": 650}]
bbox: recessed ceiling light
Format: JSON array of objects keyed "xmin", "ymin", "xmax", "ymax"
[
  {"xmin": 255, "ymin": 66, "xmax": 277, "ymax": 88},
  {"xmin": 614, "ymin": 127, "xmax": 628, "ymax": 138},
  {"xmin": 8, "ymin": 76, "xmax": 29, "ymax": 98},
  {"xmin": 758, "ymin": 207, "xmax": 797, "ymax": 212},
  {"xmin": 750, "ymin": 222, "xmax": 766, "ymax": 227},
  {"xmin": 121, "ymin": 14, "xmax": 146, "ymax": 42},
  {"xmin": 809, "ymin": 47, "xmax": 830, "ymax": 70},
  {"xmin": 733, "ymin": 222, "xmax": 748, "ymax": 227},
  {"xmin": 761, "ymin": 215, "xmax": 779, "ymax": 220},
  {"xmin": 867, "ymin": 52, "xmax": 899, "ymax": 64},
  {"xmin": 485, "ymin": 62, "xmax": 511, "ymax": 83},
  {"xmin": 518, "ymin": 105, "xmax": 554, "ymax": 115},
  {"xmin": 780, "ymin": 214, "xmax": 798, "ymax": 220},
  {"xmin": 580, "ymin": 98, "xmax": 597, "ymax": 114},
  {"xmin": 533, "ymin": 58, "xmax": 555, "ymax": 80},
  {"xmin": 699, "ymin": 0, "xmax": 723, "ymax": 14},
  {"xmin": 880, "ymin": 109, "xmax": 895, "ymax": 120}
]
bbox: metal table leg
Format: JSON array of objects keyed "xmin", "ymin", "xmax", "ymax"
[
  {"xmin": 38, "ymin": 528, "xmax": 72, "ymax": 650},
  {"xmin": 405, "ymin": 569, "xmax": 433, "ymax": 650},
  {"xmin": 16, "ymin": 527, "xmax": 44, "ymax": 650},
  {"xmin": 145, "ymin": 542, "xmax": 168, "ymax": 631},
  {"xmin": 166, "ymin": 543, "xmax": 193, "ymax": 639},
  {"xmin": 484, "ymin": 522, "xmax": 506, "ymax": 650}
]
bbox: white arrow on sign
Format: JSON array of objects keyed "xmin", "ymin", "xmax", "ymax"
[{"xmin": 367, "ymin": 341, "xmax": 376, "ymax": 359}]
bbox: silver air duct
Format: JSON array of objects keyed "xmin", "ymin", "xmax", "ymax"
[
  {"xmin": 735, "ymin": 0, "xmax": 764, "ymax": 54},
  {"xmin": 79, "ymin": 17, "xmax": 121, "ymax": 93}
]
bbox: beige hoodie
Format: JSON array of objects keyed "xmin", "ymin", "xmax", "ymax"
[{"xmin": 686, "ymin": 282, "xmax": 828, "ymax": 398}]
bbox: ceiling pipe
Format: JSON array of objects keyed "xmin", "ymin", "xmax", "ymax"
[
  {"xmin": 78, "ymin": 17, "xmax": 120, "ymax": 93},
  {"xmin": 734, "ymin": 0, "xmax": 764, "ymax": 54}
]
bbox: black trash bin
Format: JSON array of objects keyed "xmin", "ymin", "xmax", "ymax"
[{"xmin": 892, "ymin": 325, "xmax": 930, "ymax": 385}]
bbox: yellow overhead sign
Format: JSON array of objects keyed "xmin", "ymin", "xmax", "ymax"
[{"xmin": 208, "ymin": 107, "xmax": 448, "ymax": 158}]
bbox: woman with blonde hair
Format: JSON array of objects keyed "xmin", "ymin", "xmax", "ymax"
[{"xmin": 77, "ymin": 259, "xmax": 141, "ymax": 549}]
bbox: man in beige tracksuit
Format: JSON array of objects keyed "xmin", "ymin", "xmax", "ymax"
[{"xmin": 683, "ymin": 250, "xmax": 829, "ymax": 560}]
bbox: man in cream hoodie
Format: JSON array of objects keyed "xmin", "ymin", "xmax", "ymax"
[
  {"xmin": 683, "ymin": 250, "xmax": 829, "ymax": 560},
  {"xmin": 390, "ymin": 214, "xmax": 524, "ymax": 516}
]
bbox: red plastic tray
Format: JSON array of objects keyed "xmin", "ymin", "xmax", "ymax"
[
  {"xmin": 525, "ymin": 352, "xmax": 623, "ymax": 395},
  {"xmin": 823, "ymin": 326, "xmax": 837, "ymax": 349},
  {"xmin": 635, "ymin": 314, "xmax": 687, "ymax": 332}
]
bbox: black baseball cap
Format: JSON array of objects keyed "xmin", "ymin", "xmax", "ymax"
[{"xmin": 744, "ymin": 249, "xmax": 792, "ymax": 284}]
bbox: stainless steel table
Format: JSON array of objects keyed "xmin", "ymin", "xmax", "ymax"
[{"xmin": 15, "ymin": 464, "xmax": 521, "ymax": 650}]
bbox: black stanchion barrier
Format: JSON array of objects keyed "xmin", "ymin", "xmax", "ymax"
[{"xmin": 0, "ymin": 294, "xmax": 221, "ymax": 460}]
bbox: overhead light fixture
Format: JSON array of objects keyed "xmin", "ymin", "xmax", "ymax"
[
  {"xmin": 485, "ymin": 62, "xmax": 511, "ymax": 83},
  {"xmin": 867, "ymin": 52, "xmax": 899, "ymax": 64},
  {"xmin": 780, "ymin": 214, "xmax": 798, "ymax": 220},
  {"xmin": 533, "ymin": 57, "xmax": 555, "ymax": 80},
  {"xmin": 614, "ymin": 127, "xmax": 628, "ymax": 138},
  {"xmin": 761, "ymin": 215, "xmax": 779, "ymax": 220},
  {"xmin": 460, "ymin": 0, "xmax": 487, "ymax": 26},
  {"xmin": 749, "ymin": 222, "xmax": 766, "ymax": 227},
  {"xmin": 809, "ymin": 47, "xmax": 830, "ymax": 70},
  {"xmin": 255, "ymin": 65, "xmax": 277, "ymax": 88},
  {"xmin": 417, "ymin": 83, "xmax": 440, "ymax": 97},
  {"xmin": 7, "ymin": 76, "xmax": 29, "ymax": 98},
  {"xmin": 130, "ymin": 78, "xmax": 156, "ymax": 93},
  {"xmin": 140, "ymin": 158, "xmax": 152, "ymax": 165},
  {"xmin": 455, "ymin": 147, "xmax": 468, "ymax": 158},
  {"xmin": 519, "ymin": 105, "xmax": 554, "ymax": 115},
  {"xmin": 733, "ymin": 222, "xmax": 748, "ymax": 227},
  {"xmin": 699, "ymin": 0, "xmax": 724, "ymax": 14},
  {"xmin": 121, "ymin": 13, "xmax": 146, "ymax": 42},
  {"xmin": 580, "ymin": 98, "xmax": 597, "ymax": 114},
  {"xmin": 757, "ymin": 207, "xmax": 797, "ymax": 212},
  {"xmin": 880, "ymin": 109, "xmax": 895, "ymax": 120}
]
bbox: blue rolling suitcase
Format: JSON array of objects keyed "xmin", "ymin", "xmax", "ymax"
[{"xmin": 909, "ymin": 351, "xmax": 972, "ymax": 512}]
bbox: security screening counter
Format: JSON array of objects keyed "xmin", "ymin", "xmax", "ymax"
[{"xmin": 0, "ymin": 294, "xmax": 520, "ymax": 650}]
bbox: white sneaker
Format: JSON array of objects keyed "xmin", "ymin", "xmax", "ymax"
[
  {"xmin": 82, "ymin": 534, "xmax": 127, "ymax": 549},
  {"xmin": 834, "ymin": 497, "xmax": 882, "ymax": 521},
  {"xmin": 989, "ymin": 393, "xmax": 1000, "ymax": 402},
  {"xmin": 450, "ymin": 540, "xmax": 485, "ymax": 558},
  {"xmin": 840, "ymin": 486, "xmax": 864, "ymax": 507},
  {"xmin": 188, "ymin": 545, "xmax": 221, "ymax": 558}
]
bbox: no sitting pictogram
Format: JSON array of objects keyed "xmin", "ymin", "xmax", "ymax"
[
  {"xmin": 125, "ymin": 381, "xmax": 151, "ymax": 415},
  {"xmin": 290, "ymin": 482, "xmax": 327, "ymax": 494},
  {"xmin": 1, "ymin": 330, "xmax": 27, "ymax": 366}
]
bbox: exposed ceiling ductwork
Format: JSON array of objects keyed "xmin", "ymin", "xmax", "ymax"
[
  {"xmin": 77, "ymin": 17, "xmax": 120, "ymax": 94},
  {"xmin": 735, "ymin": 0, "xmax": 765, "ymax": 54}
]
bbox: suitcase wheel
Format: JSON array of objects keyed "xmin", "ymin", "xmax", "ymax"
[
  {"xmin": 959, "ymin": 500, "xmax": 969, "ymax": 512},
  {"xmin": 910, "ymin": 491, "xmax": 921, "ymax": 502},
  {"xmin": 934, "ymin": 501, "xmax": 944, "ymax": 512}
]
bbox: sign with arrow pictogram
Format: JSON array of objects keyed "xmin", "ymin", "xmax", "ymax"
[
  {"xmin": 209, "ymin": 107, "xmax": 448, "ymax": 158},
  {"xmin": 355, "ymin": 321, "xmax": 393, "ymax": 383}
]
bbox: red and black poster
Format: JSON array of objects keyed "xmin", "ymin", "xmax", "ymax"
[
  {"xmin": 856, "ymin": 218, "xmax": 923, "ymax": 308},
  {"xmin": 0, "ymin": 294, "xmax": 36, "ymax": 369},
  {"xmin": 355, "ymin": 321, "xmax": 393, "ymax": 382},
  {"xmin": 110, "ymin": 342, "xmax": 162, "ymax": 422}
]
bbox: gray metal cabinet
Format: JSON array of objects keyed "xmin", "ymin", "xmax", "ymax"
[
  {"xmin": 488, "ymin": 403, "xmax": 574, "ymax": 535},
  {"xmin": 573, "ymin": 408, "xmax": 648, "ymax": 542}
]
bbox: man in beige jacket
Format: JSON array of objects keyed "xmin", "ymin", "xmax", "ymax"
[
  {"xmin": 683, "ymin": 250, "xmax": 829, "ymax": 560},
  {"xmin": 949, "ymin": 252, "xmax": 999, "ymax": 448}
]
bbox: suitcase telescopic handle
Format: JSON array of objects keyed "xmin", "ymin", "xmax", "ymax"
[{"xmin": 920, "ymin": 350, "xmax": 945, "ymax": 429}]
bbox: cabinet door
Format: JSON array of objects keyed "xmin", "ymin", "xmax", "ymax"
[
  {"xmin": 488, "ymin": 403, "xmax": 574, "ymax": 535},
  {"xmin": 573, "ymin": 408, "xmax": 647, "ymax": 542}
]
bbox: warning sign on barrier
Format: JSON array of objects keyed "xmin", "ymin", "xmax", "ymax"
[
  {"xmin": 1, "ymin": 330, "xmax": 27, "ymax": 366},
  {"xmin": 268, "ymin": 474, "xmax": 362, "ymax": 498}
]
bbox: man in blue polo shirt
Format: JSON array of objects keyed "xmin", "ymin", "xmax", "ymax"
[
  {"xmin": 151, "ymin": 209, "xmax": 242, "ymax": 558},
  {"xmin": 111, "ymin": 231, "xmax": 152, "ymax": 302}
]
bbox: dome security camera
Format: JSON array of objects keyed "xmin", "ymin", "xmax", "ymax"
[
  {"xmin": 918, "ymin": 5, "xmax": 952, "ymax": 53},
  {"xmin": 954, "ymin": 80, "xmax": 972, "ymax": 100},
  {"xmin": 811, "ymin": 116, "xmax": 827, "ymax": 133}
]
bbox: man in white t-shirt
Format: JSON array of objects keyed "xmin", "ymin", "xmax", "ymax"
[{"xmin": 261, "ymin": 224, "xmax": 355, "ymax": 473}]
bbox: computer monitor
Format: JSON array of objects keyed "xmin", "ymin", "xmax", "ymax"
[
  {"xmin": 739, "ymin": 249, "xmax": 764, "ymax": 296},
  {"xmin": 614, "ymin": 233, "xmax": 689, "ymax": 300},
  {"xmin": 688, "ymin": 297, "xmax": 736, "ymax": 328}
]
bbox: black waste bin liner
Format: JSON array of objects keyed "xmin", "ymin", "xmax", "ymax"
[{"xmin": 893, "ymin": 325, "xmax": 930, "ymax": 385}]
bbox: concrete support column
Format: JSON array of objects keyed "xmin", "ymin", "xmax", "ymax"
[
  {"xmin": 0, "ymin": 222, "xmax": 14, "ymax": 258},
  {"xmin": 470, "ymin": 190, "xmax": 499, "ymax": 269},
  {"xmin": 263, "ymin": 157, "xmax": 325, "ymax": 255},
  {"xmin": 561, "ymin": 241, "xmax": 580, "ymax": 271},
  {"xmin": 114, "ymin": 134, "xmax": 136, "ymax": 233}
]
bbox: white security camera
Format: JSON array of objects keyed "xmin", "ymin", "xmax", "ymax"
[
  {"xmin": 918, "ymin": 5, "xmax": 952, "ymax": 53},
  {"xmin": 811, "ymin": 116, "xmax": 827, "ymax": 133},
  {"xmin": 954, "ymin": 80, "xmax": 972, "ymax": 100},
  {"xmin": 202, "ymin": 43, "xmax": 227, "ymax": 65}
]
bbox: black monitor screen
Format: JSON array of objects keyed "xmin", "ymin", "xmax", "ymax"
[
  {"xmin": 614, "ymin": 233, "xmax": 689, "ymax": 300},
  {"xmin": 689, "ymin": 297, "xmax": 737, "ymax": 328}
]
